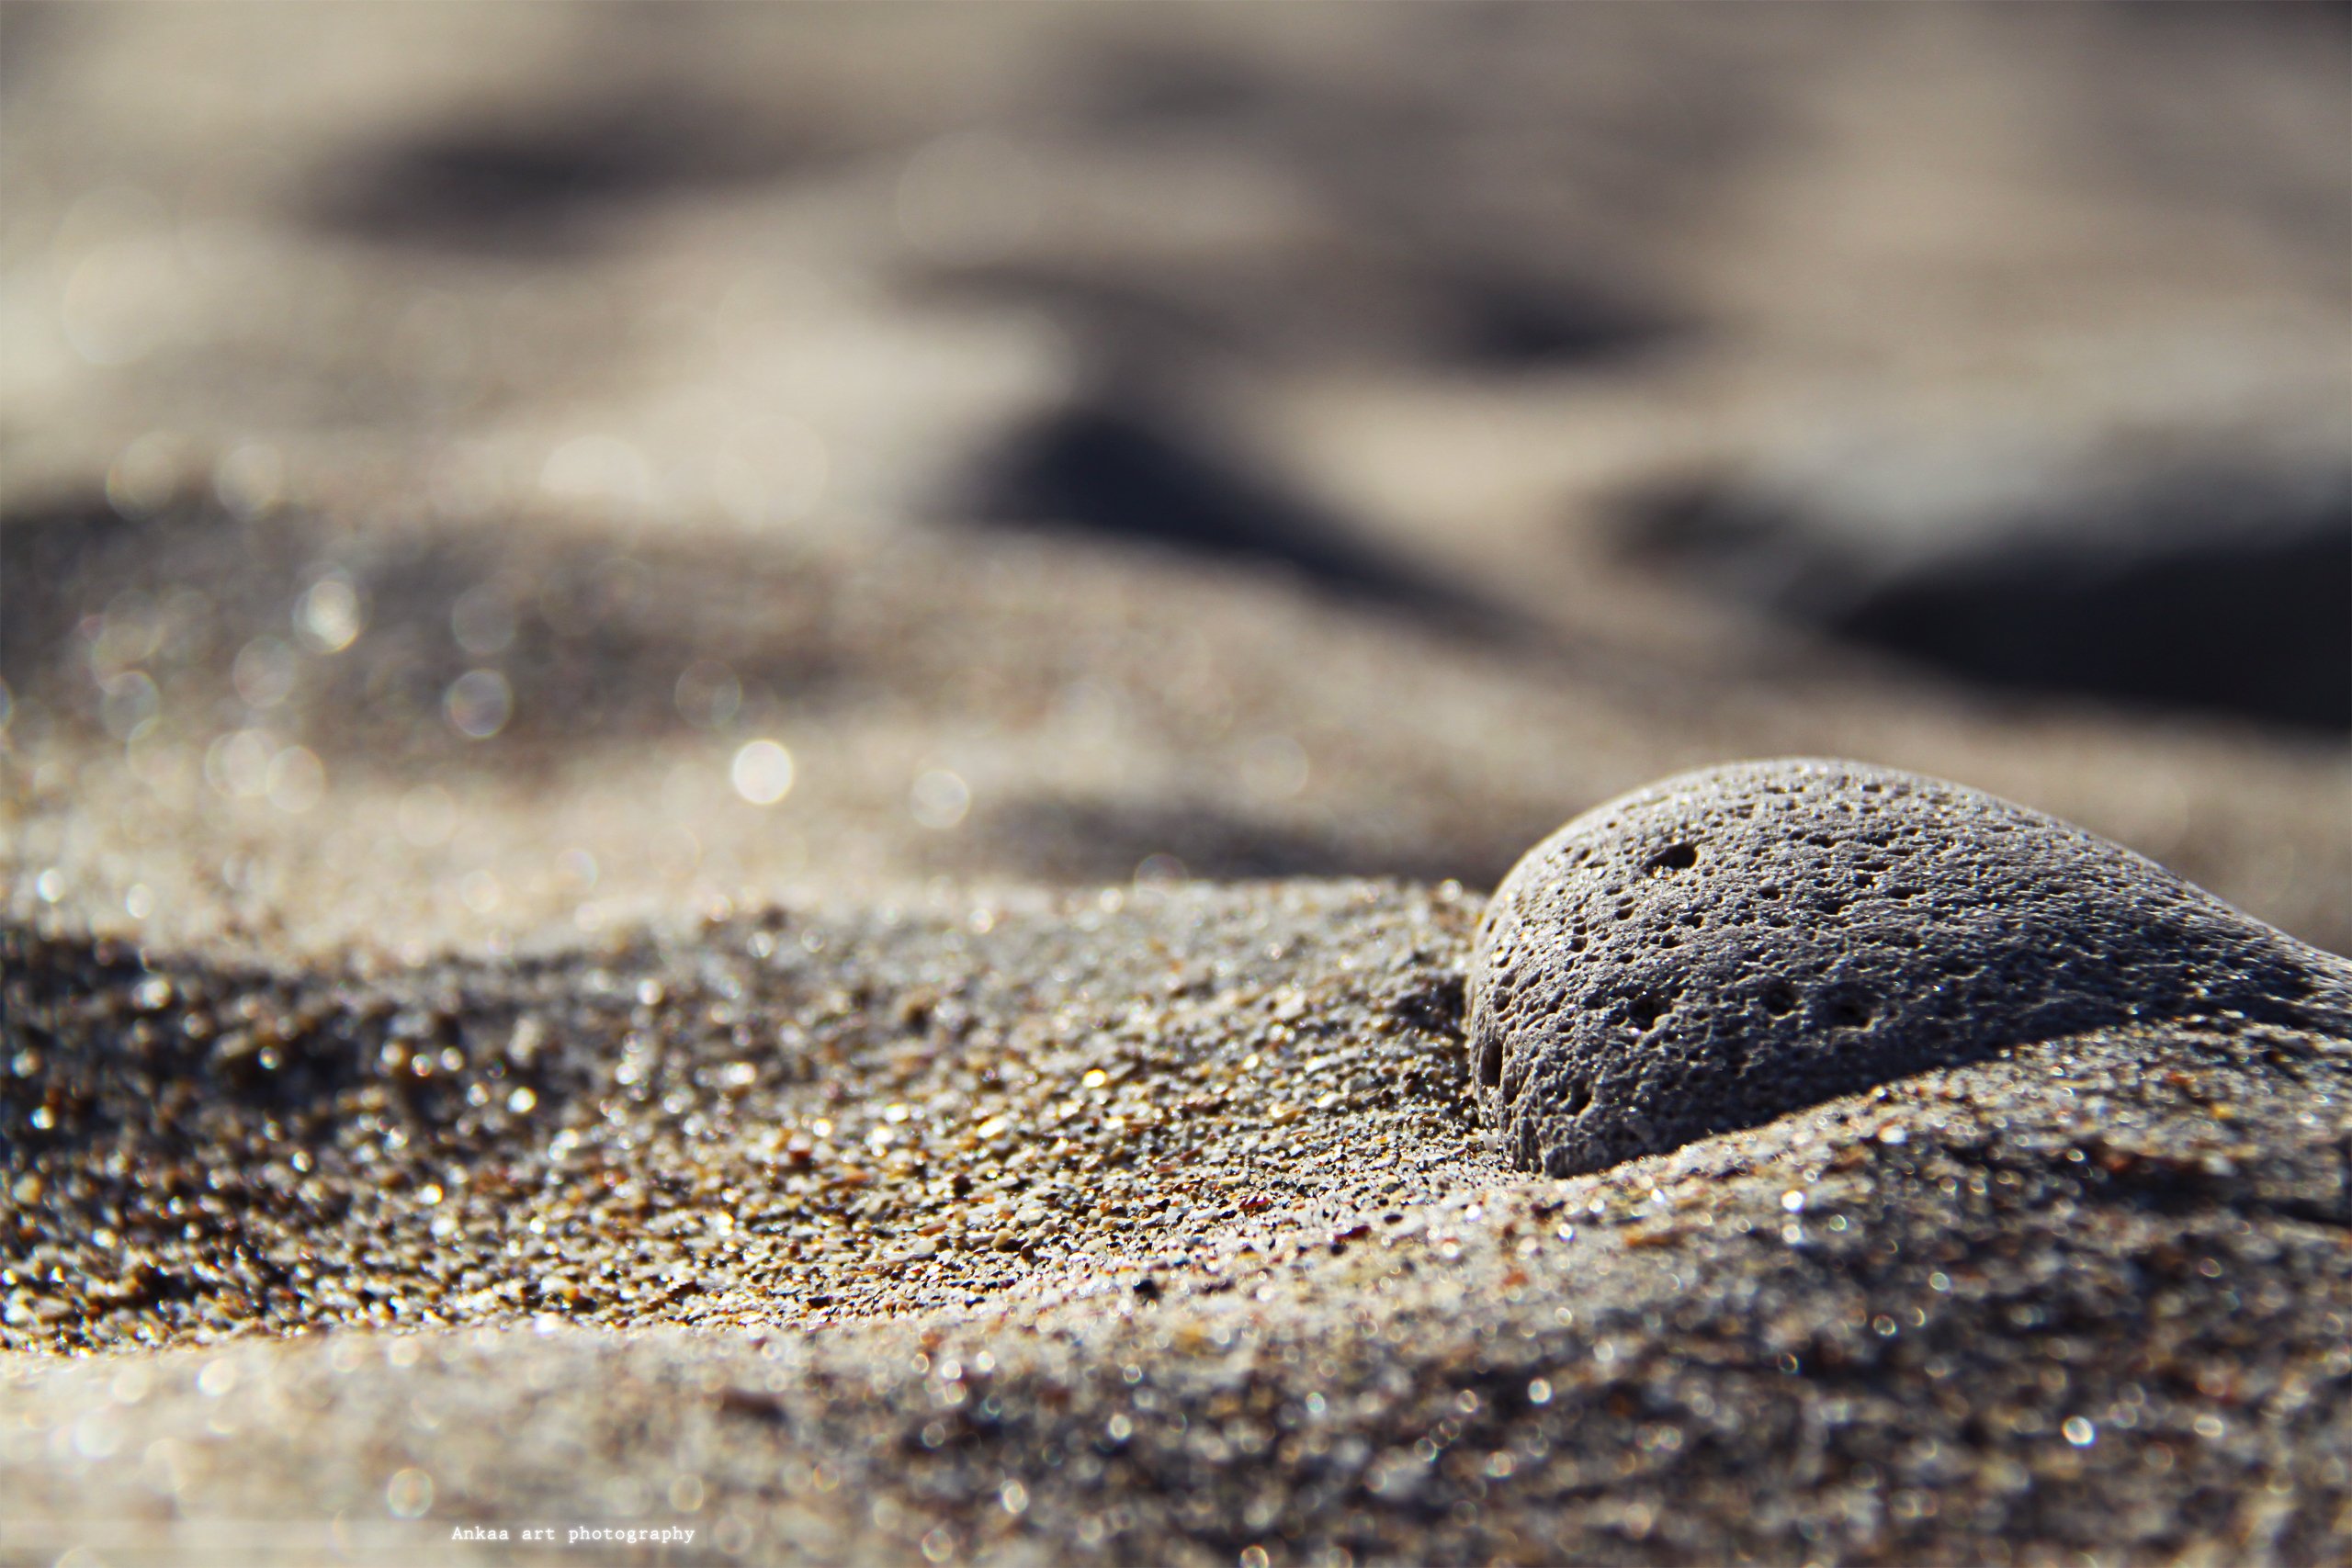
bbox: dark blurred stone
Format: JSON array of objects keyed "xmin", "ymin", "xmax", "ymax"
[
  {"xmin": 967, "ymin": 795, "xmax": 1474, "ymax": 887},
  {"xmin": 1625, "ymin": 448, "xmax": 2352, "ymax": 733},
  {"xmin": 1437, "ymin": 267, "xmax": 1683, "ymax": 370},
  {"xmin": 0, "ymin": 490, "xmax": 840, "ymax": 762},
  {"xmin": 965, "ymin": 394, "xmax": 1521, "ymax": 637},
  {"xmin": 308, "ymin": 93, "xmax": 821, "ymax": 254}
]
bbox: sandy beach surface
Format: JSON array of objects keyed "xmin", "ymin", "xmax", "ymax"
[{"xmin": 4, "ymin": 6, "xmax": 2348, "ymax": 1564}]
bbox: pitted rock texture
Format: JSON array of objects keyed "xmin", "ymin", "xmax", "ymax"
[{"xmin": 1469, "ymin": 759, "xmax": 2352, "ymax": 1176}]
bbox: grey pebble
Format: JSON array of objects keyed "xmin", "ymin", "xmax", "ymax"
[{"xmin": 1468, "ymin": 758, "xmax": 2352, "ymax": 1176}]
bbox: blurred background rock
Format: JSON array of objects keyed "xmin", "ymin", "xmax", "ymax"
[{"xmin": 2, "ymin": 1, "xmax": 2345, "ymax": 956}]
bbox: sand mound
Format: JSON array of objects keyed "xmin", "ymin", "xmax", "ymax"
[{"xmin": 6, "ymin": 885, "xmax": 2350, "ymax": 1563}]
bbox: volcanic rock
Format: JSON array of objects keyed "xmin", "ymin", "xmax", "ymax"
[{"xmin": 1468, "ymin": 758, "xmax": 2352, "ymax": 1175}]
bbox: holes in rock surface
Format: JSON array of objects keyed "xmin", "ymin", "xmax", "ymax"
[
  {"xmin": 1561, "ymin": 1079, "xmax": 1592, "ymax": 1116},
  {"xmin": 1623, "ymin": 993, "xmax": 1668, "ymax": 1031},
  {"xmin": 1476, "ymin": 1032, "xmax": 1504, "ymax": 1089},
  {"xmin": 1758, "ymin": 983, "xmax": 1797, "ymax": 1017},
  {"xmin": 1821, "ymin": 993, "xmax": 1874, "ymax": 1029},
  {"xmin": 1643, "ymin": 842, "xmax": 1699, "ymax": 874}
]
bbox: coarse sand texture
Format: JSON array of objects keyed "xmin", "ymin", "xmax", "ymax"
[{"xmin": 1469, "ymin": 759, "xmax": 2352, "ymax": 1176}]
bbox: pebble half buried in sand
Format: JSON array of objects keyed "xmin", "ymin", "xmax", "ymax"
[{"xmin": 1468, "ymin": 758, "xmax": 2352, "ymax": 1177}]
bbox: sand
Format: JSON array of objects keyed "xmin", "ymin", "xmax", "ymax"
[
  {"xmin": 4, "ymin": 6, "xmax": 2349, "ymax": 1565},
  {"xmin": 6, "ymin": 891, "xmax": 2351, "ymax": 1563}
]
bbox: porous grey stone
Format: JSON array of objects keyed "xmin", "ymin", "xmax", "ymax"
[{"xmin": 1468, "ymin": 759, "xmax": 2352, "ymax": 1176}]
